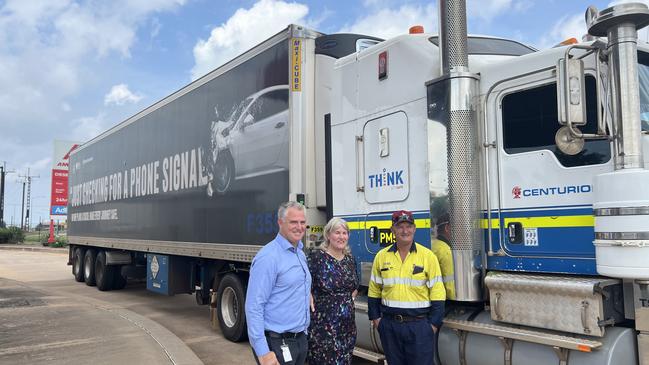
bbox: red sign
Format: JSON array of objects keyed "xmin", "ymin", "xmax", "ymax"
[
  {"xmin": 51, "ymin": 169, "xmax": 69, "ymax": 207},
  {"xmin": 50, "ymin": 140, "xmax": 79, "ymax": 216}
]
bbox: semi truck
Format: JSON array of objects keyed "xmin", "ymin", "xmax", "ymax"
[{"xmin": 67, "ymin": 1, "xmax": 649, "ymax": 364}]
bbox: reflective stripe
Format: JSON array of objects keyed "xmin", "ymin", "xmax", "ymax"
[
  {"xmin": 427, "ymin": 275, "xmax": 443, "ymax": 288},
  {"xmin": 347, "ymin": 218, "xmax": 431, "ymax": 230},
  {"xmin": 382, "ymin": 277, "xmax": 428, "ymax": 287},
  {"xmin": 442, "ymin": 275, "xmax": 454, "ymax": 283},
  {"xmin": 343, "ymin": 214, "xmax": 593, "ymax": 231},
  {"xmin": 502, "ymin": 215, "xmax": 593, "ymax": 228},
  {"xmin": 370, "ymin": 274, "xmax": 383, "ymax": 285},
  {"xmin": 382, "ymin": 299, "xmax": 432, "ymax": 308}
]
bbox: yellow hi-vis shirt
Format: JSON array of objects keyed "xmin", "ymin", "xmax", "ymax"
[
  {"xmin": 431, "ymin": 239, "xmax": 455, "ymax": 300},
  {"xmin": 368, "ymin": 242, "xmax": 446, "ymax": 309}
]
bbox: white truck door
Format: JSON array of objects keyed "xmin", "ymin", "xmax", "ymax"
[
  {"xmin": 491, "ymin": 73, "xmax": 612, "ymax": 270},
  {"xmin": 358, "ymin": 111, "xmax": 411, "ymax": 254},
  {"xmin": 362, "ymin": 111, "xmax": 410, "ymax": 204}
]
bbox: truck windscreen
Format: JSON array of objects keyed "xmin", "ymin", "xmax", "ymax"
[{"xmin": 428, "ymin": 36, "xmax": 535, "ymax": 56}]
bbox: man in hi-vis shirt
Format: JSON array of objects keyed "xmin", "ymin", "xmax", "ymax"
[{"xmin": 368, "ymin": 210, "xmax": 446, "ymax": 365}]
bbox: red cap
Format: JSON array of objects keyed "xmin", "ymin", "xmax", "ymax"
[{"xmin": 392, "ymin": 210, "xmax": 415, "ymax": 225}]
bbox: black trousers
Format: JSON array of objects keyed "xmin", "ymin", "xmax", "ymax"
[{"xmin": 252, "ymin": 333, "xmax": 308, "ymax": 365}]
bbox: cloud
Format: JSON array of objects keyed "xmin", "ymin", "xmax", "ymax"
[
  {"xmin": 69, "ymin": 113, "xmax": 110, "ymax": 142},
  {"xmin": 535, "ymin": 0, "xmax": 649, "ymax": 48},
  {"xmin": 0, "ymin": 0, "xmax": 186, "ymax": 224},
  {"xmin": 0, "ymin": 0, "xmax": 185, "ymax": 127},
  {"xmin": 191, "ymin": 0, "xmax": 309, "ymax": 80},
  {"xmin": 536, "ymin": 13, "xmax": 586, "ymax": 49},
  {"xmin": 339, "ymin": 3, "xmax": 437, "ymax": 39},
  {"xmin": 104, "ymin": 84, "xmax": 143, "ymax": 106},
  {"xmin": 467, "ymin": 0, "xmax": 532, "ymax": 22},
  {"xmin": 25, "ymin": 157, "xmax": 52, "ymax": 171},
  {"xmin": 467, "ymin": 0, "xmax": 510, "ymax": 22}
]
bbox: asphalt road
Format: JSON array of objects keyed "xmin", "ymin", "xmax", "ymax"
[{"xmin": 0, "ymin": 247, "xmax": 375, "ymax": 365}]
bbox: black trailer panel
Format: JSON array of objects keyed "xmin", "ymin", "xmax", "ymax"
[{"xmin": 69, "ymin": 37, "xmax": 290, "ymax": 246}]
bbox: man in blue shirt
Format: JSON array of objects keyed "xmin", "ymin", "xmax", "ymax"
[{"xmin": 246, "ymin": 201, "xmax": 311, "ymax": 365}]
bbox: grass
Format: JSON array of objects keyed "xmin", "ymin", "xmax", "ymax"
[
  {"xmin": 24, "ymin": 232, "xmax": 44, "ymax": 243},
  {"xmin": 20, "ymin": 231, "xmax": 67, "ymax": 247}
]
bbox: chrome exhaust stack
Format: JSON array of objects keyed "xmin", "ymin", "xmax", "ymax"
[
  {"xmin": 587, "ymin": 2, "xmax": 649, "ymax": 280},
  {"xmin": 587, "ymin": 3, "xmax": 649, "ymax": 170},
  {"xmin": 586, "ymin": 4, "xmax": 649, "ymax": 361},
  {"xmin": 431, "ymin": 0, "xmax": 482, "ymax": 301}
]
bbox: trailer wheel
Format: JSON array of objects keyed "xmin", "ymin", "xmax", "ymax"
[
  {"xmin": 212, "ymin": 152, "xmax": 234, "ymax": 194},
  {"xmin": 83, "ymin": 249, "xmax": 97, "ymax": 286},
  {"xmin": 112, "ymin": 266, "xmax": 127, "ymax": 290},
  {"xmin": 217, "ymin": 274, "xmax": 247, "ymax": 342},
  {"xmin": 72, "ymin": 247, "xmax": 86, "ymax": 282},
  {"xmin": 95, "ymin": 251, "xmax": 116, "ymax": 291}
]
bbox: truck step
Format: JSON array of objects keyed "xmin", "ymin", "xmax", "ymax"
[
  {"xmin": 353, "ymin": 346, "xmax": 385, "ymax": 363},
  {"xmin": 444, "ymin": 318, "xmax": 603, "ymax": 352}
]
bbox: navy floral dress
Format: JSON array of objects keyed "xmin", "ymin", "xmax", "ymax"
[{"xmin": 307, "ymin": 249, "xmax": 358, "ymax": 365}]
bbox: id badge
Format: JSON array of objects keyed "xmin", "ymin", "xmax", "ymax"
[{"xmin": 281, "ymin": 343, "xmax": 293, "ymax": 362}]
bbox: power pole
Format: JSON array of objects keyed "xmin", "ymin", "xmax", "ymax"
[
  {"xmin": 19, "ymin": 168, "xmax": 39, "ymax": 231},
  {"xmin": 0, "ymin": 162, "xmax": 15, "ymax": 228},
  {"xmin": 20, "ymin": 181, "xmax": 25, "ymax": 230}
]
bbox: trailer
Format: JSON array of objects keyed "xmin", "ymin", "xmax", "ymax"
[
  {"xmin": 68, "ymin": 1, "xmax": 649, "ymax": 364},
  {"xmin": 68, "ymin": 24, "xmax": 388, "ymax": 342}
]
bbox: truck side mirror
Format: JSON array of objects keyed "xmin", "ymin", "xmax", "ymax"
[{"xmin": 557, "ymin": 57, "xmax": 587, "ymax": 126}]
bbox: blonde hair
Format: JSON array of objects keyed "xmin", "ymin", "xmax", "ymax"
[{"xmin": 321, "ymin": 217, "xmax": 351, "ymax": 255}]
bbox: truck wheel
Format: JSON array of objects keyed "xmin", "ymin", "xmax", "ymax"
[
  {"xmin": 83, "ymin": 249, "xmax": 97, "ymax": 286},
  {"xmin": 95, "ymin": 251, "xmax": 116, "ymax": 291},
  {"xmin": 217, "ymin": 274, "xmax": 247, "ymax": 342},
  {"xmin": 112, "ymin": 266, "xmax": 127, "ymax": 290},
  {"xmin": 72, "ymin": 247, "xmax": 86, "ymax": 282},
  {"xmin": 213, "ymin": 152, "xmax": 234, "ymax": 194}
]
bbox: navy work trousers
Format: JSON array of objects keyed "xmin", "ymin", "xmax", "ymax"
[{"xmin": 377, "ymin": 316, "xmax": 437, "ymax": 365}]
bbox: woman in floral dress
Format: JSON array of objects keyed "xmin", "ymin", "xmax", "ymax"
[{"xmin": 307, "ymin": 217, "xmax": 359, "ymax": 365}]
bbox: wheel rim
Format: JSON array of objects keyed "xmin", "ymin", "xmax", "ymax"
[
  {"xmin": 220, "ymin": 287, "xmax": 239, "ymax": 328},
  {"xmin": 84, "ymin": 255, "xmax": 92, "ymax": 278}
]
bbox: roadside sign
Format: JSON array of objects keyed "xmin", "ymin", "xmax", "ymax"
[{"xmin": 50, "ymin": 140, "xmax": 80, "ymax": 217}]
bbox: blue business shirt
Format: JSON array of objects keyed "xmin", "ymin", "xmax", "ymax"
[{"xmin": 245, "ymin": 233, "xmax": 312, "ymax": 356}]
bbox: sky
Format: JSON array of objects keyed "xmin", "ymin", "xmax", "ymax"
[{"xmin": 0, "ymin": 0, "xmax": 640, "ymax": 228}]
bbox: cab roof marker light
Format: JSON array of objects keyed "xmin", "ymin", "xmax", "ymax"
[
  {"xmin": 409, "ymin": 25, "xmax": 424, "ymax": 34},
  {"xmin": 553, "ymin": 37, "xmax": 579, "ymax": 47}
]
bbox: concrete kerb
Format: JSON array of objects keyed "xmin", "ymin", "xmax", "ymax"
[
  {"xmin": 107, "ymin": 308, "xmax": 205, "ymax": 365},
  {"xmin": 0, "ymin": 244, "xmax": 68, "ymax": 254}
]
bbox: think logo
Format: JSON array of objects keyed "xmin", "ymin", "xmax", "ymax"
[
  {"xmin": 368, "ymin": 169, "xmax": 404, "ymax": 188},
  {"xmin": 512, "ymin": 186, "xmax": 522, "ymax": 199}
]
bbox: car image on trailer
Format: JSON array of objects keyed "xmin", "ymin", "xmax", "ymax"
[{"xmin": 207, "ymin": 85, "xmax": 289, "ymax": 196}]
